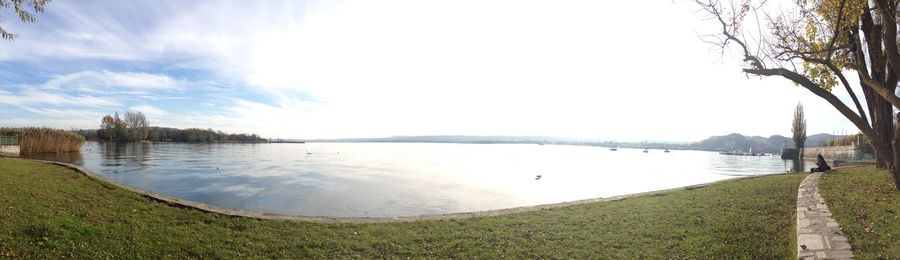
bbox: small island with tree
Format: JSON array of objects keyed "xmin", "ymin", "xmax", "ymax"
[{"xmin": 74, "ymin": 112, "xmax": 267, "ymax": 143}]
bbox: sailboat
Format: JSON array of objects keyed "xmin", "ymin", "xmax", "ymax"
[{"xmin": 642, "ymin": 148, "xmax": 649, "ymax": 153}]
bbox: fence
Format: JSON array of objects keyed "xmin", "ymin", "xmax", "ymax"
[
  {"xmin": 0, "ymin": 135, "xmax": 19, "ymax": 156},
  {"xmin": 0, "ymin": 135, "xmax": 17, "ymax": 146},
  {"xmin": 803, "ymin": 145, "xmax": 872, "ymax": 161}
]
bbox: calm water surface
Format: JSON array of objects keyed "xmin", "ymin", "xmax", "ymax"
[{"xmin": 29, "ymin": 142, "xmax": 811, "ymax": 217}]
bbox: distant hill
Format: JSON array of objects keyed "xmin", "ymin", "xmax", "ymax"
[
  {"xmin": 306, "ymin": 133, "xmax": 852, "ymax": 153},
  {"xmin": 307, "ymin": 135, "xmax": 602, "ymax": 145},
  {"xmin": 689, "ymin": 133, "xmax": 847, "ymax": 154}
]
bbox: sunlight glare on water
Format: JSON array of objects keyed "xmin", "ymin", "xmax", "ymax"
[{"xmin": 31, "ymin": 142, "xmax": 809, "ymax": 217}]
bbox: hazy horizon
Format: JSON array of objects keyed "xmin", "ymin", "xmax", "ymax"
[
  {"xmin": 295, "ymin": 131, "xmax": 852, "ymax": 144},
  {"xmin": 0, "ymin": 0, "xmax": 865, "ymax": 142}
]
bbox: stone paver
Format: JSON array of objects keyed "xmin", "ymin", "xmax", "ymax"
[{"xmin": 797, "ymin": 172, "xmax": 854, "ymax": 259}]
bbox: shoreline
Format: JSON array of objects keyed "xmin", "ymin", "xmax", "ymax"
[
  {"xmin": 1, "ymin": 156, "xmax": 807, "ymax": 258},
  {"xmin": 9, "ymin": 156, "xmax": 781, "ymax": 223}
]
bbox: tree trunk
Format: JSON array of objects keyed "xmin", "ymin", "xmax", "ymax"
[
  {"xmin": 892, "ymin": 117, "xmax": 900, "ymax": 190},
  {"xmin": 860, "ymin": 8, "xmax": 894, "ymax": 169},
  {"xmin": 859, "ymin": 81, "xmax": 894, "ymax": 168},
  {"xmin": 875, "ymin": 97, "xmax": 894, "ymax": 169}
]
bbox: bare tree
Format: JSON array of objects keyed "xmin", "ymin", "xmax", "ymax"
[
  {"xmin": 113, "ymin": 112, "xmax": 125, "ymax": 142},
  {"xmin": 124, "ymin": 112, "xmax": 149, "ymax": 141},
  {"xmin": 139, "ymin": 113, "xmax": 149, "ymax": 140},
  {"xmin": 695, "ymin": 0, "xmax": 900, "ymax": 189}
]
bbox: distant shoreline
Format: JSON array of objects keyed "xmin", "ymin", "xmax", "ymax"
[
  {"xmin": 298, "ymin": 133, "xmax": 858, "ymax": 154},
  {"xmin": 85, "ymin": 140, "xmax": 275, "ymax": 144}
]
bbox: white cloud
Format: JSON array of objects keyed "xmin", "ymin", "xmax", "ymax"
[
  {"xmin": 0, "ymin": 1, "xmax": 182, "ymax": 61},
  {"xmin": 40, "ymin": 70, "xmax": 179, "ymax": 90},
  {"xmin": 21, "ymin": 107, "xmax": 106, "ymax": 119},
  {"xmin": 129, "ymin": 104, "xmax": 169, "ymax": 119},
  {"xmin": 170, "ymin": 97, "xmax": 318, "ymax": 137},
  {"xmin": 227, "ymin": 0, "xmax": 863, "ymax": 140},
  {"xmin": 0, "ymin": 90, "xmax": 120, "ymax": 107},
  {"xmin": 0, "ymin": 0, "xmax": 868, "ymax": 140},
  {"xmin": 0, "ymin": 117, "xmax": 99, "ymax": 130}
]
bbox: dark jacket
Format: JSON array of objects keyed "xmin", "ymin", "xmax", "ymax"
[{"xmin": 816, "ymin": 157, "xmax": 831, "ymax": 171}]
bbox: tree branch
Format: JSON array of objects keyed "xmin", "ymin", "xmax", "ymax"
[
  {"xmin": 872, "ymin": 0, "xmax": 900, "ymax": 80},
  {"xmin": 827, "ymin": 61, "xmax": 869, "ymax": 124},
  {"xmin": 857, "ymin": 71, "xmax": 900, "ymax": 108},
  {"xmin": 696, "ymin": 0, "xmax": 765, "ymax": 69},
  {"xmin": 823, "ymin": 0, "xmax": 848, "ymax": 58},
  {"xmin": 784, "ymin": 54, "xmax": 869, "ymax": 124},
  {"xmin": 743, "ymin": 67, "xmax": 877, "ymax": 140}
]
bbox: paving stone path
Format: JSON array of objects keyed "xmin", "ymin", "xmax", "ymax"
[{"xmin": 797, "ymin": 172, "xmax": 854, "ymax": 259}]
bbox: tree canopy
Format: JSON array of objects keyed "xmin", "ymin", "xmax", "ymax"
[{"xmin": 696, "ymin": 0, "xmax": 900, "ymax": 189}]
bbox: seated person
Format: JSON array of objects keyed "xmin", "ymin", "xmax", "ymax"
[{"xmin": 810, "ymin": 154, "xmax": 831, "ymax": 173}]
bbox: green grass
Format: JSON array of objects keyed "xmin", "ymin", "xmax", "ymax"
[
  {"xmin": 819, "ymin": 167, "xmax": 900, "ymax": 259},
  {"xmin": 0, "ymin": 157, "xmax": 804, "ymax": 258}
]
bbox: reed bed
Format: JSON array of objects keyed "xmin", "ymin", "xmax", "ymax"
[{"xmin": 0, "ymin": 127, "xmax": 85, "ymax": 154}]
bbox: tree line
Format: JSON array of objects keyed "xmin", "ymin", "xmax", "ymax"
[{"xmin": 75, "ymin": 112, "xmax": 266, "ymax": 143}]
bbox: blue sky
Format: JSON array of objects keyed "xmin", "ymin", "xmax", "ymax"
[{"xmin": 0, "ymin": 0, "xmax": 864, "ymax": 141}]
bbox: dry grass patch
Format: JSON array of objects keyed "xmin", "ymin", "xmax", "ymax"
[{"xmin": 0, "ymin": 127, "xmax": 84, "ymax": 154}]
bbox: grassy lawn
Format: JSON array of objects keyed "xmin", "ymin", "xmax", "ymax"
[
  {"xmin": 0, "ymin": 157, "xmax": 804, "ymax": 258},
  {"xmin": 819, "ymin": 167, "xmax": 900, "ymax": 259}
]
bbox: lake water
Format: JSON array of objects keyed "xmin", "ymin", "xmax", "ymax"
[{"xmin": 27, "ymin": 142, "xmax": 811, "ymax": 217}]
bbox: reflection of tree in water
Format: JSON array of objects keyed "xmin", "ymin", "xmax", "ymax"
[
  {"xmin": 102, "ymin": 142, "xmax": 121, "ymax": 161},
  {"xmin": 101, "ymin": 142, "xmax": 150, "ymax": 169},
  {"xmin": 22, "ymin": 150, "xmax": 83, "ymax": 164}
]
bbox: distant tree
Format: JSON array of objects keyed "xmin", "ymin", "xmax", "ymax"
[
  {"xmin": 82, "ymin": 113, "xmax": 267, "ymax": 143},
  {"xmin": 123, "ymin": 111, "xmax": 149, "ymax": 141},
  {"xmin": 113, "ymin": 112, "xmax": 126, "ymax": 141},
  {"xmin": 0, "ymin": 0, "xmax": 50, "ymax": 41},
  {"xmin": 792, "ymin": 102, "xmax": 807, "ymax": 153},
  {"xmin": 72, "ymin": 128, "xmax": 97, "ymax": 140},
  {"xmin": 124, "ymin": 112, "xmax": 137, "ymax": 141},
  {"xmin": 100, "ymin": 114, "xmax": 116, "ymax": 141},
  {"xmin": 149, "ymin": 130, "xmax": 159, "ymax": 141},
  {"xmin": 695, "ymin": 0, "xmax": 900, "ymax": 190},
  {"xmin": 139, "ymin": 113, "xmax": 149, "ymax": 140}
]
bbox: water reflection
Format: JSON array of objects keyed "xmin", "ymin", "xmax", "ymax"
[
  {"xmin": 95, "ymin": 142, "xmax": 153, "ymax": 172},
  {"xmin": 28, "ymin": 142, "xmax": 813, "ymax": 217},
  {"xmin": 22, "ymin": 150, "xmax": 83, "ymax": 163}
]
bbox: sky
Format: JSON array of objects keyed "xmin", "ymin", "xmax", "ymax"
[{"xmin": 0, "ymin": 0, "xmax": 866, "ymax": 142}]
